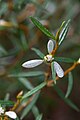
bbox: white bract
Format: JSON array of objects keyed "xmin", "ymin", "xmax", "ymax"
[
  {"xmin": 22, "ymin": 40, "xmax": 64, "ymax": 78},
  {"xmin": 0, "ymin": 107, "xmax": 4, "ymax": 115},
  {"xmin": 5, "ymin": 111, "xmax": 17, "ymax": 119},
  {"xmin": 0, "ymin": 20, "xmax": 6, "ymax": 25},
  {"xmin": 77, "ymin": 58, "xmax": 80, "ymax": 64},
  {"xmin": 0, "ymin": 106, "xmax": 17, "ymax": 119}
]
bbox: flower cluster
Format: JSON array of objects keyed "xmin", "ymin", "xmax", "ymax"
[
  {"xmin": 0, "ymin": 106, "xmax": 17, "ymax": 119},
  {"xmin": 22, "ymin": 40, "xmax": 64, "ymax": 78}
]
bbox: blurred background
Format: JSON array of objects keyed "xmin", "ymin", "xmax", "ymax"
[{"xmin": 0, "ymin": 0, "xmax": 80, "ymax": 120}]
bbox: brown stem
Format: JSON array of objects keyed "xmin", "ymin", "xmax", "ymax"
[
  {"xmin": 10, "ymin": 99, "xmax": 21, "ymax": 111},
  {"xmin": 10, "ymin": 91, "xmax": 23, "ymax": 111},
  {"xmin": 47, "ymin": 62, "xmax": 78, "ymax": 87},
  {"xmin": 16, "ymin": 95, "xmax": 34, "ymax": 113},
  {"xmin": 51, "ymin": 42, "xmax": 58, "ymax": 56}
]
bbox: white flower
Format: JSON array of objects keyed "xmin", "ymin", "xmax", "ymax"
[
  {"xmin": 0, "ymin": 107, "xmax": 17, "ymax": 119},
  {"xmin": 5, "ymin": 111, "xmax": 17, "ymax": 119},
  {"xmin": 22, "ymin": 40, "xmax": 64, "ymax": 78},
  {"xmin": 77, "ymin": 58, "xmax": 80, "ymax": 64},
  {"xmin": 0, "ymin": 107, "xmax": 4, "ymax": 115},
  {"xmin": 0, "ymin": 20, "xmax": 6, "ymax": 26}
]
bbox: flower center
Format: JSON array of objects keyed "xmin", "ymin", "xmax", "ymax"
[{"xmin": 44, "ymin": 54, "xmax": 53, "ymax": 62}]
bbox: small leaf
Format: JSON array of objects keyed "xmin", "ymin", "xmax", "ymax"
[
  {"xmin": 32, "ymin": 48, "xmax": 45, "ymax": 59},
  {"xmin": 54, "ymin": 57, "xmax": 75, "ymax": 63},
  {"xmin": 18, "ymin": 78, "xmax": 33, "ymax": 90},
  {"xmin": 65, "ymin": 72, "xmax": 73, "ymax": 98},
  {"xmin": 36, "ymin": 114, "xmax": 43, "ymax": 120},
  {"xmin": 0, "ymin": 45, "xmax": 7, "ymax": 55},
  {"xmin": 22, "ymin": 82, "xmax": 46, "ymax": 100},
  {"xmin": 0, "ymin": 56, "xmax": 14, "ymax": 65},
  {"xmin": 0, "ymin": 3, "xmax": 8, "ymax": 16},
  {"xmin": 32, "ymin": 106, "xmax": 40, "ymax": 118},
  {"xmin": 54, "ymin": 85, "xmax": 80, "ymax": 111},
  {"xmin": 19, "ymin": 30, "xmax": 28, "ymax": 50},
  {"xmin": 51, "ymin": 62, "xmax": 56, "ymax": 84},
  {"xmin": 55, "ymin": 21, "xmax": 66, "ymax": 41},
  {"xmin": 0, "ymin": 100, "xmax": 14, "ymax": 107},
  {"xmin": 30, "ymin": 17, "xmax": 55, "ymax": 40},
  {"xmin": 21, "ymin": 92, "xmax": 40, "ymax": 119},
  {"xmin": 9, "ymin": 71, "xmax": 44, "ymax": 77},
  {"xmin": 59, "ymin": 19, "xmax": 71, "ymax": 45}
]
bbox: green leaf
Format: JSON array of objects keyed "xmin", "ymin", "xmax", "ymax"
[
  {"xmin": 0, "ymin": 45, "xmax": 7, "ymax": 55},
  {"xmin": 8, "ymin": 71, "xmax": 44, "ymax": 77},
  {"xmin": 19, "ymin": 30, "xmax": 28, "ymax": 50},
  {"xmin": 55, "ymin": 21, "xmax": 66, "ymax": 41},
  {"xmin": 59, "ymin": 19, "xmax": 71, "ymax": 45},
  {"xmin": 19, "ymin": 78, "xmax": 40, "ymax": 119},
  {"xmin": 51, "ymin": 62, "xmax": 56, "ymax": 84},
  {"xmin": 65, "ymin": 72, "xmax": 73, "ymax": 98},
  {"xmin": 0, "ymin": 56, "xmax": 14, "ymax": 65},
  {"xmin": 15, "ymin": 116, "xmax": 20, "ymax": 120},
  {"xmin": 0, "ymin": 2, "xmax": 8, "ymax": 16},
  {"xmin": 54, "ymin": 85, "xmax": 80, "ymax": 111},
  {"xmin": 22, "ymin": 82, "xmax": 46, "ymax": 100},
  {"xmin": 32, "ymin": 106, "xmax": 40, "ymax": 118},
  {"xmin": 30, "ymin": 16, "xmax": 55, "ymax": 40},
  {"xmin": 18, "ymin": 78, "xmax": 33, "ymax": 90},
  {"xmin": 0, "ymin": 100, "xmax": 14, "ymax": 106},
  {"xmin": 21, "ymin": 92, "xmax": 40, "ymax": 120},
  {"xmin": 54, "ymin": 57, "xmax": 75, "ymax": 63},
  {"xmin": 32, "ymin": 48, "xmax": 45, "ymax": 59},
  {"xmin": 36, "ymin": 114, "xmax": 43, "ymax": 120}
]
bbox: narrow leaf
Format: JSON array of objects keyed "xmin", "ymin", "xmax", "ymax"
[
  {"xmin": 32, "ymin": 106, "xmax": 40, "ymax": 118},
  {"xmin": 55, "ymin": 21, "xmax": 66, "ymax": 41},
  {"xmin": 54, "ymin": 57, "xmax": 75, "ymax": 63},
  {"xmin": 65, "ymin": 72, "xmax": 73, "ymax": 98},
  {"xmin": 18, "ymin": 78, "xmax": 33, "ymax": 90},
  {"xmin": 0, "ymin": 100, "xmax": 14, "ymax": 106},
  {"xmin": 32, "ymin": 48, "xmax": 45, "ymax": 59},
  {"xmin": 0, "ymin": 3, "xmax": 8, "ymax": 16},
  {"xmin": 22, "ymin": 82, "xmax": 46, "ymax": 100},
  {"xmin": 59, "ymin": 19, "xmax": 71, "ymax": 45},
  {"xmin": 0, "ymin": 45, "xmax": 7, "ymax": 55},
  {"xmin": 0, "ymin": 56, "xmax": 14, "ymax": 65},
  {"xmin": 54, "ymin": 85, "xmax": 80, "ymax": 111},
  {"xmin": 20, "ymin": 30, "xmax": 28, "ymax": 50},
  {"xmin": 9, "ymin": 71, "xmax": 44, "ymax": 77},
  {"xmin": 30, "ymin": 17, "xmax": 55, "ymax": 40},
  {"xmin": 21, "ymin": 92, "xmax": 40, "ymax": 119},
  {"xmin": 36, "ymin": 114, "xmax": 43, "ymax": 120},
  {"xmin": 51, "ymin": 62, "xmax": 56, "ymax": 84}
]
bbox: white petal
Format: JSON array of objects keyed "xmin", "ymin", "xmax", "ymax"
[
  {"xmin": 47, "ymin": 40, "xmax": 54, "ymax": 54},
  {"xmin": 54, "ymin": 61, "xmax": 64, "ymax": 78},
  {"xmin": 22, "ymin": 59, "xmax": 44, "ymax": 68},
  {"xmin": 78, "ymin": 58, "xmax": 80, "ymax": 63},
  {"xmin": 0, "ymin": 107, "xmax": 4, "ymax": 115},
  {"xmin": 5, "ymin": 111, "xmax": 17, "ymax": 119}
]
